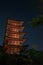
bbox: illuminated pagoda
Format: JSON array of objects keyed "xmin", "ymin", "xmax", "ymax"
[{"xmin": 4, "ymin": 19, "xmax": 27, "ymax": 55}]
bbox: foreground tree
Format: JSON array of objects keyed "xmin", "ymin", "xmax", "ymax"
[
  {"xmin": 28, "ymin": 15, "xmax": 43, "ymax": 65},
  {"xmin": 29, "ymin": 15, "xmax": 43, "ymax": 27}
]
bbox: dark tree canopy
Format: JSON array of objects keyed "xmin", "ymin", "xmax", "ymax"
[{"xmin": 29, "ymin": 15, "xmax": 43, "ymax": 27}]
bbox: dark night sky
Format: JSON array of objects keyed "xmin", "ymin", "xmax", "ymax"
[{"xmin": 0, "ymin": 0, "xmax": 43, "ymax": 51}]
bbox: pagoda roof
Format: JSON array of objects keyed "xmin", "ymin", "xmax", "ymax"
[
  {"xmin": 8, "ymin": 19, "xmax": 24, "ymax": 23},
  {"xmin": 6, "ymin": 32, "xmax": 26, "ymax": 35},
  {"xmin": 5, "ymin": 44, "xmax": 28, "ymax": 49},
  {"xmin": 5, "ymin": 37, "xmax": 27, "ymax": 41},
  {"xmin": 7, "ymin": 26, "xmax": 24, "ymax": 29},
  {"xmin": 7, "ymin": 24, "xmax": 24, "ymax": 28},
  {"xmin": 5, "ymin": 38, "xmax": 27, "ymax": 44},
  {"xmin": 7, "ymin": 19, "xmax": 24, "ymax": 26}
]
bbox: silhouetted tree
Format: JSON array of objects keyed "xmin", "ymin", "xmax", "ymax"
[{"xmin": 29, "ymin": 15, "xmax": 43, "ymax": 27}]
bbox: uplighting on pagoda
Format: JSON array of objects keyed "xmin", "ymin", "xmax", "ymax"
[{"xmin": 4, "ymin": 19, "xmax": 27, "ymax": 55}]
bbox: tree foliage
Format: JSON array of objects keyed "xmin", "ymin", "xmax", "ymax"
[
  {"xmin": 0, "ymin": 45, "xmax": 43, "ymax": 65},
  {"xmin": 29, "ymin": 15, "xmax": 43, "ymax": 27}
]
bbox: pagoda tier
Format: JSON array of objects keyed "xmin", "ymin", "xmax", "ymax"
[
  {"xmin": 5, "ymin": 45, "xmax": 20, "ymax": 54},
  {"xmin": 6, "ymin": 26, "xmax": 24, "ymax": 32},
  {"xmin": 4, "ymin": 45, "xmax": 28, "ymax": 54},
  {"xmin": 8, "ymin": 19, "xmax": 24, "ymax": 26},
  {"xmin": 6, "ymin": 30, "xmax": 24, "ymax": 35},
  {"xmin": 6, "ymin": 32, "xmax": 26, "ymax": 38},
  {"xmin": 5, "ymin": 38, "xmax": 27, "ymax": 45}
]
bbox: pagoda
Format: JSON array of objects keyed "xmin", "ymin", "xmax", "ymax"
[{"xmin": 4, "ymin": 19, "xmax": 27, "ymax": 54}]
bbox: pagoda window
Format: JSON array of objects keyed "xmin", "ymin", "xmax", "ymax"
[
  {"xmin": 11, "ymin": 34, "xmax": 20, "ymax": 38},
  {"xmin": 10, "ymin": 28, "xmax": 19, "ymax": 32},
  {"xmin": 14, "ymin": 41, "xmax": 18, "ymax": 45},
  {"xmin": 14, "ymin": 41, "xmax": 21, "ymax": 45},
  {"xmin": 14, "ymin": 48, "xmax": 19, "ymax": 54},
  {"xmin": 8, "ymin": 40, "xmax": 21, "ymax": 45},
  {"xmin": 8, "ymin": 41, "xmax": 15, "ymax": 45}
]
